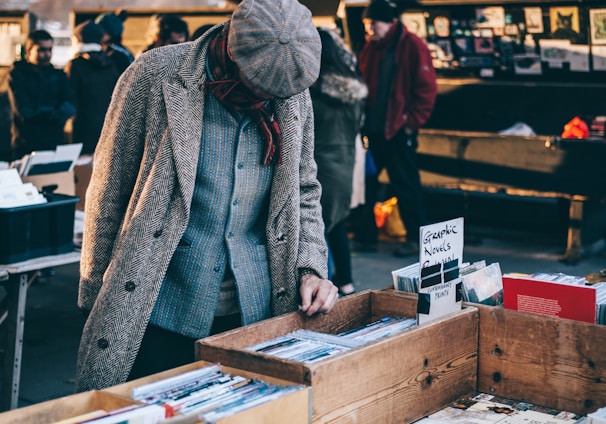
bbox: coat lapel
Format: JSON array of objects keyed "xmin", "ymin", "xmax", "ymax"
[
  {"xmin": 163, "ymin": 81, "xmax": 203, "ymax": 199},
  {"xmin": 162, "ymin": 28, "xmax": 218, "ymax": 201},
  {"xmin": 269, "ymin": 98, "xmax": 299, "ymax": 222}
]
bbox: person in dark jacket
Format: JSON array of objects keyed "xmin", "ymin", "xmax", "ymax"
[
  {"xmin": 357, "ymin": 0, "xmax": 438, "ymax": 257},
  {"xmin": 310, "ymin": 28, "xmax": 367, "ymax": 296},
  {"xmin": 65, "ymin": 20, "xmax": 121, "ymax": 155},
  {"xmin": 95, "ymin": 10, "xmax": 134, "ymax": 73},
  {"xmin": 8, "ymin": 30, "xmax": 76, "ymax": 159}
]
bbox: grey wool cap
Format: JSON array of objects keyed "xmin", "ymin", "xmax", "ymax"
[{"xmin": 227, "ymin": 0, "xmax": 321, "ymax": 98}]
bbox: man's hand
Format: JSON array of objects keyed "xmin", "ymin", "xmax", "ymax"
[{"xmin": 299, "ymin": 273, "xmax": 339, "ymax": 316}]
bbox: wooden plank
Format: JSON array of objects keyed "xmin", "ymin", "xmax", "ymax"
[
  {"xmin": 477, "ymin": 305, "xmax": 606, "ymax": 415},
  {"xmin": 197, "ymin": 290, "xmax": 479, "ymax": 423},
  {"xmin": 0, "ymin": 391, "xmax": 136, "ymax": 423},
  {"xmin": 107, "ymin": 361, "xmax": 311, "ymax": 424}
]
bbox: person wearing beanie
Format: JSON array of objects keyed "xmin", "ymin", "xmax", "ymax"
[
  {"xmin": 95, "ymin": 10, "xmax": 134, "ymax": 71},
  {"xmin": 355, "ymin": 0, "xmax": 438, "ymax": 257},
  {"xmin": 75, "ymin": 0, "xmax": 338, "ymax": 391},
  {"xmin": 65, "ymin": 20, "xmax": 121, "ymax": 155}
]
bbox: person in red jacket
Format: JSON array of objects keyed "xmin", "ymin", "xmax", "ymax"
[{"xmin": 357, "ymin": 0, "xmax": 437, "ymax": 257}]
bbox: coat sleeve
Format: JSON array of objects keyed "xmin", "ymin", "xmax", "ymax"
[
  {"xmin": 78, "ymin": 58, "xmax": 153, "ymax": 310},
  {"xmin": 405, "ymin": 40, "xmax": 438, "ymax": 130},
  {"xmin": 295, "ymin": 90, "xmax": 329, "ymax": 279}
]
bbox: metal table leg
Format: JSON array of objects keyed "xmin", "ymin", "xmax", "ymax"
[{"xmin": 1, "ymin": 272, "xmax": 28, "ymax": 411}]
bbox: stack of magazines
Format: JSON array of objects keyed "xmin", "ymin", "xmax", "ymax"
[
  {"xmin": 392, "ymin": 262, "xmax": 420, "ymax": 292},
  {"xmin": 459, "ymin": 261, "xmax": 504, "ymax": 306},
  {"xmin": 246, "ymin": 316, "xmax": 417, "ymax": 363},
  {"xmin": 130, "ymin": 364, "xmax": 304, "ymax": 421},
  {"xmin": 528, "ymin": 272, "xmax": 606, "ymax": 325}
]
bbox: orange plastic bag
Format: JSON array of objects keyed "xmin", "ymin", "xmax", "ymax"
[
  {"xmin": 561, "ymin": 116, "xmax": 589, "ymax": 139},
  {"xmin": 374, "ymin": 197, "xmax": 407, "ymax": 237}
]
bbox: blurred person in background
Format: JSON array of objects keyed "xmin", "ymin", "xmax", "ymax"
[
  {"xmin": 140, "ymin": 14, "xmax": 189, "ymax": 55},
  {"xmin": 65, "ymin": 20, "xmax": 121, "ymax": 155},
  {"xmin": 8, "ymin": 30, "xmax": 75, "ymax": 160},
  {"xmin": 95, "ymin": 10, "xmax": 134, "ymax": 73},
  {"xmin": 357, "ymin": 0, "xmax": 437, "ymax": 257},
  {"xmin": 310, "ymin": 27, "xmax": 367, "ymax": 296}
]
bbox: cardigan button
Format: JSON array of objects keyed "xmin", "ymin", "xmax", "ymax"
[
  {"xmin": 97, "ymin": 338, "xmax": 109, "ymax": 349},
  {"xmin": 153, "ymin": 229, "xmax": 162, "ymax": 238},
  {"xmin": 276, "ymin": 287, "xmax": 287, "ymax": 298},
  {"xmin": 125, "ymin": 281, "xmax": 136, "ymax": 292}
]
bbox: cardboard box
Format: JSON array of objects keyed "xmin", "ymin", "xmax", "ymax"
[
  {"xmin": 106, "ymin": 360, "xmax": 311, "ymax": 424},
  {"xmin": 0, "ymin": 390, "xmax": 137, "ymax": 423},
  {"xmin": 22, "ymin": 170, "xmax": 75, "ymax": 196},
  {"xmin": 196, "ymin": 290, "xmax": 479, "ymax": 423},
  {"xmin": 475, "ymin": 304, "xmax": 606, "ymax": 416}
]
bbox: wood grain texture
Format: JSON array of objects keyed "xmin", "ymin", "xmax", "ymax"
[
  {"xmin": 198, "ymin": 290, "xmax": 479, "ymax": 423},
  {"xmin": 477, "ymin": 304, "xmax": 606, "ymax": 415}
]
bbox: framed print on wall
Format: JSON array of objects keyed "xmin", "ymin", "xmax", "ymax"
[
  {"xmin": 590, "ymin": 9, "xmax": 606, "ymax": 45},
  {"xmin": 549, "ymin": 6, "xmax": 580, "ymax": 40}
]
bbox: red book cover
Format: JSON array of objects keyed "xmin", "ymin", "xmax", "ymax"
[{"xmin": 503, "ymin": 275, "xmax": 597, "ymax": 323}]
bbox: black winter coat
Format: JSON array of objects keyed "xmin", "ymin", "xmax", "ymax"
[
  {"xmin": 8, "ymin": 61, "xmax": 75, "ymax": 159},
  {"xmin": 65, "ymin": 51, "xmax": 121, "ymax": 155}
]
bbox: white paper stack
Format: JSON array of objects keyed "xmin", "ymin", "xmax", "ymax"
[{"xmin": 0, "ymin": 169, "xmax": 47, "ymax": 208}]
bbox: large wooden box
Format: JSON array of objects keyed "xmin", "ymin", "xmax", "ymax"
[
  {"xmin": 0, "ymin": 390, "xmax": 137, "ymax": 423},
  {"xmin": 106, "ymin": 360, "xmax": 311, "ymax": 424},
  {"xmin": 196, "ymin": 290, "xmax": 479, "ymax": 423},
  {"xmin": 476, "ymin": 304, "xmax": 606, "ymax": 416}
]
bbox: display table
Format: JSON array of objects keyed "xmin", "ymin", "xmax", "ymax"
[{"xmin": 0, "ymin": 251, "xmax": 81, "ymax": 411}]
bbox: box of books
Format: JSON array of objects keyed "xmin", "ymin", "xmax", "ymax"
[
  {"xmin": 105, "ymin": 360, "xmax": 311, "ymax": 423},
  {"xmin": 196, "ymin": 290, "xmax": 479, "ymax": 423},
  {"xmin": 475, "ymin": 304, "xmax": 606, "ymax": 417},
  {"xmin": 0, "ymin": 390, "xmax": 142, "ymax": 423}
]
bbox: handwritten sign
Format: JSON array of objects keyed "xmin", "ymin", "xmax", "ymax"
[{"xmin": 417, "ymin": 217, "xmax": 464, "ymax": 324}]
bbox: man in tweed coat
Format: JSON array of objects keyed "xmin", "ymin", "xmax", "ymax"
[{"xmin": 76, "ymin": 0, "xmax": 338, "ymax": 391}]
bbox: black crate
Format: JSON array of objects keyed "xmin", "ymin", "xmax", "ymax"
[{"xmin": 0, "ymin": 193, "xmax": 79, "ymax": 264}]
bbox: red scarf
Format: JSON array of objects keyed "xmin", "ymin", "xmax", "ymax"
[{"xmin": 204, "ymin": 30, "xmax": 281, "ymax": 165}]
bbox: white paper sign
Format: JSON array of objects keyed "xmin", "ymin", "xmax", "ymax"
[{"xmin": 417, "ymin": 217, "xmax": 464, "ymax": 325}]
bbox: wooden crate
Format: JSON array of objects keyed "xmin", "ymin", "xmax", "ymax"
[
  {"xmin": 196, "ymin": 290, "xmax": 479, "ymax": 423},
  {"xmin": 476, "ymin": 304, "xmax": 606, "ymax": 416},
  {"xmin": 106, "ymin": 360, "xmax": 311, "ymax": 424},
  {"xmin": 0, "ymin": 390, "xmax": 137, "ymax": 423}
]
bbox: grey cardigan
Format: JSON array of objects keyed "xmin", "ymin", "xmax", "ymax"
[{"xmin": 76, "ymin": 25, "xmax": 327, "ymax": 391}]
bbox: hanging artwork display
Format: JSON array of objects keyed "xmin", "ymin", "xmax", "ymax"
[
  {"xmin": 524, "ymin": 7, "xmax": 544, "ymax": 34},
  {"xmin": 475, "ymin": 6, "xmax": 505, "ymax": 29},
  {"xmin": 549, "ymin": 6, "xmax": 580, "ymax": 40},
  {"xmin": 589, "ymin": 8, "xmax": 606, "ymax": 45},
  {"xmin": 401, "ymin": 12, "xmax": 428, "ymax": 38}
]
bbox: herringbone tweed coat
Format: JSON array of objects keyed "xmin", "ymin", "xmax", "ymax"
[{"xmin": 76, "ymin": 24, "xmax": 328, "ymax": 391}]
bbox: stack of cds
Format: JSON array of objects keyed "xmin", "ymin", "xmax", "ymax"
[
  {"xmin": 246, "ymin": 316, "xmax": 417, "ymax": 363},
  {"xmin": 337, "ymin": 316, "xmax": 417, "ymax": 343},
  {"xmin": 592, "ymin": 282, "xmax": 606, "ymax": 325},
  {"xmin": 130, "ymin": 364, "xmax": 304, "ymax": 421},
  {"xmin": 392, "ymin": 262, "xmax": 420, "ymax": 292}
]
